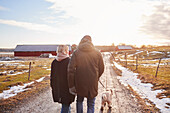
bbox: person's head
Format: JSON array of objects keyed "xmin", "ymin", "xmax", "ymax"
[
  {"xmin": 78, "ymin": 35, "xmax": 94, "ymax": 51},
  {"xmin": 80, "ymin": 35, "xmax": 92, "ymax": 43},
  {"xmin": 57, "ymin": 45, "xmax": 69, "ymax": 55}
]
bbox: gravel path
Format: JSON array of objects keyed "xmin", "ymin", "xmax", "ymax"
[{"xmin": 14, "ymin": 54, "xmax": 143, "ymax": 113}]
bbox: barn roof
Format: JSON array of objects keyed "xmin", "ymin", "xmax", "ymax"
[
  {"xmin": 14, "ymin": 45, "xmax": 71, "ymax": 52},
  {"xmin": 117, "ymin": 45, "xmax": 132, "ymax": 50}
]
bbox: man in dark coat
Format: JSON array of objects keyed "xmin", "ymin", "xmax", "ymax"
[{"xmin": 68, "ymin": 35, "xmax": 104, "ymax": 113}]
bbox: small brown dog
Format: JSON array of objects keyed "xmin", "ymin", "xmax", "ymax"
[{"xmin": 101, "ymin": 89, "xmax": 113, "ymax": 111}]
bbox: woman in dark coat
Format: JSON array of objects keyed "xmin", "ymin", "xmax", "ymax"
[{"xmin": 50, "ymin": 45, "xmax": 75, "ymax": 113}]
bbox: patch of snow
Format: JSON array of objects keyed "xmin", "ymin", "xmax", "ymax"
[
  {"xmin": 1, "ymin": 81, "xmax": 34, "ymax": 99},
  {"xmin": 127, "ymin": 54, "xmax": 134, "ymax": 57},
  {"xmin": 114, "ymin": 62, "xmax": 170, "ymax": 113},
  {"xmin": 8, "ymin": 70, "xmax": 29, "ymax": 76},
  {"xmin": 0, "ymin": 57, "xmax": 24, "ymax": 62},
  {"xmin": 149, "ymin": 51, "xmax": 164, "ymax": 54},
  {"xmin": 140, "ymin": 63, "xmax": 165, "ymax": 67},
  {"xmin": 143, "ymin": 58, "xmax": 170, "ymax": 61},
  {"xmin": 103, "ymin": 52, "xmax": 111, "ymax": 55},
  {"xmin": 18, "ymin": 64, "xmax": 27, "ymax": 67},
  {"xmin": 36, "ymin": 77, "xmax": 45, "ymax": 82},
  {"xmin": 145, "ymin": 101, "xmax": 152, "ymax": 106},
  {"xmin": 0, "ymin": 76, "xmax": 46, "ymax": 100},
  {"xmin": 131, "ymin": 94, "xmax": 135, "ymax": 98},
  {"xmin": 42, "ymin": 67, "xmax": 47, "ymax": 69},
  {"xmin": 161, "ymin": 57, "xmax": 170, "ymax": 60},
  {"xmin": 5, "ymin": 63, "xmax": 17, "ymax": 66},
  {"xmin": 147, "ymin": 51, "xmax": 149, "ymax": 55},
  {"xmin": 1, "ymin": 71, "xmax": 7, "ymax": 74},
  {"xmin": 135, "ymin": 51, "xmax": 143, "ymax": 54},
  {"xmin": 49, "ymin": 54, "xmax": 56, "ymax": 58},
  {"xmin": 9, "ymin": 72, "xmax": 22, "ymax": 75},
  {"xmin": 119, "ymin": 59, "xmax": 135, "ymax": 61},
  {"xmin": 0, "ymin": 57, "xmax": 12, "ymax": 61}
]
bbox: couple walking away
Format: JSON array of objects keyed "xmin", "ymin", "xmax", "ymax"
[{"xmin": 50, "ymin": 35, "xmax": 104, "ymax": 113}]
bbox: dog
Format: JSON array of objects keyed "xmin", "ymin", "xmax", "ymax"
[{"xmin": 101, "ymin": 89, "xmax": 113, "ymax": 111}]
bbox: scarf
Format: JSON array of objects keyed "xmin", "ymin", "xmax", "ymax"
[{"xmin": 56, "ymin": 52, "xmax": 69, "ymax": 61}]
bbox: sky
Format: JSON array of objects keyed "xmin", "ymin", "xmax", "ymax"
[{"xmin": 0, "ymin": 0, "xmax": 170, "ymax": 48}]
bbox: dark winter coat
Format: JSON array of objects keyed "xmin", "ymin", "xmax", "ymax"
[
  {"xmin": 68, "ymin": 41, "xmax": 104, "ymax": 99},
  {"xmin": 50, "ymin": 58, "xmax": 75, "ymax": 105}
]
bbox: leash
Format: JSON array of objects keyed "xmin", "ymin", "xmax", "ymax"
[{"xmin": 99, "ymin": 80, "xmax": 106, "ymax": 89}]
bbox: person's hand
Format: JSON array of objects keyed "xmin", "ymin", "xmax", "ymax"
[{"xmin": 69, "ymin": 86, "xmax": 77, "ymax": 95}]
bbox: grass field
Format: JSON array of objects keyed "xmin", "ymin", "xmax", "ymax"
[
  {"xmin": 0, "ymin": 57, "xmax": 53, "ymax": 93},
  {"xmin": 112, "ymin": 46, "xmax": 170, "ymax": 99}
]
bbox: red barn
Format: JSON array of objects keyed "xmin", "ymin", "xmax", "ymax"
[
  {"xmin": 115, "ymin": 45, "xmax": 132, "ymax": 51},
  {"xmin": 14, "ymin": 45, "xmax": 71, "ymax": 57}
]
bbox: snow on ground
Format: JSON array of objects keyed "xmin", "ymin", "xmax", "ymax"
[
  {"xmin": 118, "ymin": 58, "xmax": 135, "ymax": 62},
  {"xmin": 49, "ymin": 54, "xmax": 56, "ymax": 58},
  {"xmin": 1, "ymin": 81, "xmax": 35, "ymax": 99},
  {"xmin": 0, "ymin": 76, "xmax": 46, "ymax": 100},
  {"xmin": 135, "ymin": 50, "xmax": 143, "ymax": 54},
  {"xmin": 140, "ymin": 63, "xmax": 166, "ymax": 67},
  {"xmin": 127, "ymin": 50, "xmax": 143, "ymax": 57},
  {"xmin": 8, "ymin": 70, "xmax": 29, "ymax": 76},
  {"xmin": 36, "ymin": 77, "xmax": 45, "ymax": 82},
  {"xmin": 42, "ymin": 67, "xmax": 47, "ymax": 69},
  {"xmin": 149, "ymin": 51, "xmax": 164, "ymax": 54},
  {"xmin": 162, "ymin": 58, "xmax": 170, "ymax": 60},
  {"xmin": 113, "ymin": 62, "xmax": 170, "ymax": 113}
]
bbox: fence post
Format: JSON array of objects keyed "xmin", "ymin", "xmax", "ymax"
[
  {"xmin": 135, "ymin": 55, "xmax": 138, "ymax": 70},
  {"xmin": 110, "ymin": 52, "xmax": 115, "ymax": 61},
  {"xmin": 28, "ymin": 62, "xmax": 31, "ymax": 80},
  {"xmin": 125, "ymin": 52, "xmax": 127, "ymax": 67},
  {"xmin": 155, "ymin": 58, "xmax": 161, "ymax": 78}
]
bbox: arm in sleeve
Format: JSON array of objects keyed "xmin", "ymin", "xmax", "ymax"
[
  {"xmin": 50, "ymin": 61, "xmax": 54, "ymax": 88},
  {"xmin": 98, "ymin": 53, "xmax": 104, "ymax": 78},
  {"xmin": 68, "ymin": 52, "xmax": 77, "ymax": 88}
]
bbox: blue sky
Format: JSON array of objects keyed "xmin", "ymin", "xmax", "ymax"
[{"xmin": 0, "ymin": 0, "xmax": 170, "ymax": 48}]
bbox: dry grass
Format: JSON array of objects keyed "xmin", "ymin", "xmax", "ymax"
[
  {"xmin": 117, "ymin": 62, "xmax": 170, "ymax": 99},
  {"xmin": 0, "ymin": 58, "xmax": 53, "ymax": 93},
  {"xmin": 0, "ymin": 76, "xmax": 50, "ymax": 112},
  {"xmin": 113, "ymin": 46, "xmax": 170, "ymax": 99}
]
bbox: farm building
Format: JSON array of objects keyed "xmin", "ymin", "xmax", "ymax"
[
  {"xmin": 115, "ymin": 45, "xmax": 133, "ymax": 51},
  {"xmin": 14, "ymin": 45, "xmax": 71, "ymax": 57}
]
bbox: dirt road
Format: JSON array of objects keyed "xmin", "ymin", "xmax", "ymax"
[{"xmin": 13, "ymin": 53, "xmax": 143, "ymax": 113}]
